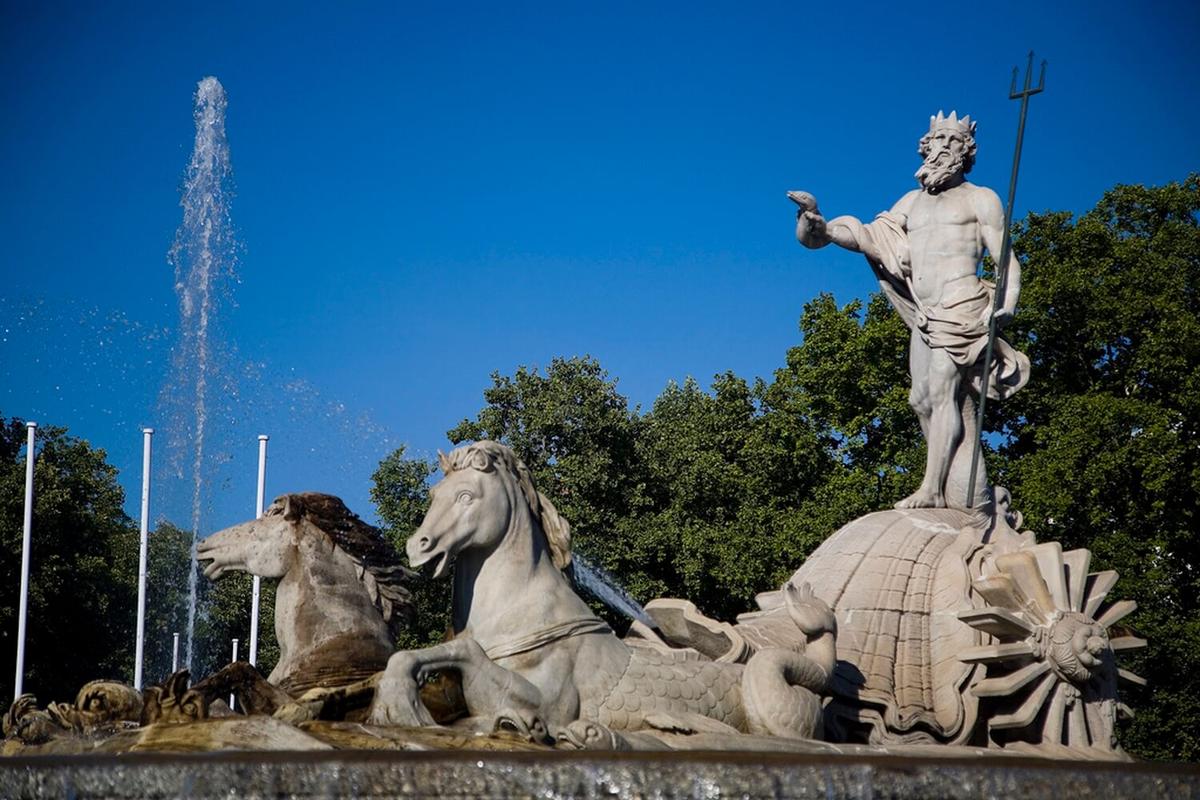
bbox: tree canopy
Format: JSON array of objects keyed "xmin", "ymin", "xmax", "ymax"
[
  {"xmin": 0, "ymin": 421, "xmax": 137, "ymax": 703},
  {"xmin": 992, "ymin": 176, "xmax": 1200, "ymax": 759},
  {"xmin": 0, "ymin": 421, "xmax": 281, "ymax": 705}
]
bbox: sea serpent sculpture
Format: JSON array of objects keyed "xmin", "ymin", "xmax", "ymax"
[{"xmin": 366, "ymin": 441, "xmax": 838, "ymax": 745}]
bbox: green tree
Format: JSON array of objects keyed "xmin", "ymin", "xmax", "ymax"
[
  {"xmin": 617, "ymin": 371, "xmax": 834, "ymax": 619},
  {"xmin": 992, "ymin": 176, "xmax": 1200, "ymax": 760},
  {"xmin": 439, "ymin": 357, "xmax": 841, "ymax": 621},
  {"xmin": 370, "ymin": 444, "xmax": 443, "ymax": 648},
  {"xmin": 140, "ymin": 522, "xmax": 192, "ymax": 683},
  {"xmin": 447, "ymin": 356, "xmax": 643, "ymax": 547},
  {"xmin": 0, "ymin": 418, "xmax": 138, "ymax": 705},
  {"xmin": 197, "ymin": 566, "xmax": 279, "ymax": 682}
]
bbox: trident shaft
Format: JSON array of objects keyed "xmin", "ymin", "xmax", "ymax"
[{"xmin": 965, "ymin": 52, "xmax": 1046, "ymax": 509}]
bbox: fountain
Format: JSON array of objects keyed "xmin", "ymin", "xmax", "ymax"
[
  {"xmin": 1, "ymin": 82, "xmax": 1186, "ymax": 799},
  {"xmin": 165, "ymin": 76, "xmax": 238, "ymax": 674}
]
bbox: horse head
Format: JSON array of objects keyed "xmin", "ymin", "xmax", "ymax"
[
  {"xmin": 200, "ymin": 492, "xmax": 414, "ymax": 629},
  {"xmin": 408, "ymin": 441, "xmax": 572, "ymax": 579},
  {"xmin": 198, "ymin": 494, "xmax": 307, "ymax": 580}
]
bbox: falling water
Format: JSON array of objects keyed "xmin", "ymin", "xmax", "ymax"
[
  {"xmin": 571, "ymin": 553, "xmax": 656, "ymax": 628},
  {"xmin": 168, "ymin": 77, "xmax": 238, "ymax": 673}
]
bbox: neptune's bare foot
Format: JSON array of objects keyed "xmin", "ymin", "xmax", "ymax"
[{"xmin": 895, "ymin": 486, "xmax": 945, "ymax": 509}]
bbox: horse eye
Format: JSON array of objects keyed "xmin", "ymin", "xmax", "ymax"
[{"xmin": 456, "ymin": 491, "xmax": 473, "ymax": 504}]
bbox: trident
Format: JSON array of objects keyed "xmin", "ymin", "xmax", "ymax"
[{"xmin": 965, "ymin": 52, "xmax": 1046, "ymax": 509}]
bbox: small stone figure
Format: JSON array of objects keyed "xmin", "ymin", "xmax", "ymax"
[{"xmin": 792, "ymin": 112, "xmax": 1030, "ymax": 511}]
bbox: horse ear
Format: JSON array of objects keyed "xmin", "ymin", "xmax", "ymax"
[
  {"xmin": 282, "ymin": 494, "xmax": 303, "ymax": 521},
  {"xmin": 536, "ymin": 491, "xmax": 573, "ymax": 570},
  {"xmin": 437, "ymin": 450, "xmax": 451, "ymax": 474},
  {"xmin": 469, "ymin": 449, "xmax": 491, "ymax": 471}
]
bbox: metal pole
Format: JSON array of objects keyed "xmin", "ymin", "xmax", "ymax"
[
  {"xmin": 965, "ymin": 52, "xmax": 1046, "ymax": 509},
  {"xmin": 229, "ymin": 638, "xmax": 239, "ymax": 710},
  {"xmin": 134, "ymin": 428, "xmax": 153, "ymax": 690},
  {"xmin": 249, "ymin": 434, "xmax": 268, "ymax": 666},
  {"xmin": 13, "ymin": 422, "xmax": 36, "ymax": 699},
  {"xmin": 172, "ymin": 632, "xmax": 180, "ymax": 673}
]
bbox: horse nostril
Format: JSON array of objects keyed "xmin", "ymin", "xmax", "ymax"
[{"xmin": 418, "ymin": 536, "xmax": 431, "ymax": 551}]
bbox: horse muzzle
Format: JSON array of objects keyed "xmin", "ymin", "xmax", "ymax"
[{"xmin": 407, "ymin": 532, "xmax": 451, "ymax": 579}]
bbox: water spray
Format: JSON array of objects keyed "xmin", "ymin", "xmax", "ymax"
[
  {"xmin": 168, "ymin": 76, "xmax": 237, "ymax": 674},
  {"xmin": 571, "ymin": 553, "xmax": 656, "ymax": 628}
]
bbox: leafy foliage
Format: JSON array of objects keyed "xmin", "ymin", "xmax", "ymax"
[
  {"xmin": 195, "ymin": 552, "xmax": 280, "ymax": 684},
  {"xmin": 0, "ymin": 421, "xmax": 137, "ymax": 704},
  {"xmin": 991, "ymin": 176, "xmax": 1200, "ymax": 760},
  {"xmin": 0, "ymin": 419, "xmax": 283, "ymax": 705},
  {"xmin": 370, "ymin": 445, "xmax": 445, "ymax": 648},
  {"xmin": 137, "ymin": 521, "xmax": 280, "ymax": 687}
]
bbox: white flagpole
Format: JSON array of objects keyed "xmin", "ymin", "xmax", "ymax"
[
  {"xmin": 134, "ymin": 428, "xmax": 153, "ymax": 690},
  {"xmin": 249, "ymin": 434, "xmax": 268, "ymax": 666},
  {"xmin": 13, "ymin": 422, "xmax": 37, "ymax": 699},
  {"xmin": 229, "ymin": 638, "xmax": 239, "ymax": 710}
]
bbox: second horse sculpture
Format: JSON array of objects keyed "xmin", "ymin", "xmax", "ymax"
[
  {"xmin": 366, "ymin": 441, "xmax": 838, "ymax": 744},
  {"xmin": 199, "ymin": 492, "xmax": 415, "ymax": 696}
]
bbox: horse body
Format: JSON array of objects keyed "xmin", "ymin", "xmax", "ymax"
[
  {"xmin": 368, "ymin": 441, "xmax": 835, "ymax": 743},
  {"xmin": 270, "ymin": 537, "xmax": 393, "ymax": 692},
  {"xmin": 199, "ymin": 493, "xmax": 408, "ymax": 695}
]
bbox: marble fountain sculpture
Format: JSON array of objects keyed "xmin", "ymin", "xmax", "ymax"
[{"xmin": 2, "ymin": 112, "xmax": 1147, "ymax": 771}]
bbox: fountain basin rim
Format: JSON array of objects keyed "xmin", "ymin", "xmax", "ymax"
[{"xmin": 3, "ymin": 747, "xmax": 1196, "ymax": 772}]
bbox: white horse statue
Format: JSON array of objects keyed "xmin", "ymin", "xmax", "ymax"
[
  {"xmin": 199, "ymin": 492, "xmax": 414, "ymax": 696},
  {"xmin": 366, "ymin": 441, "xmax": 837, "ymax": 745}
]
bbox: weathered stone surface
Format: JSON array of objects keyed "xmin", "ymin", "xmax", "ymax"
[
  {"xmin": 759, "ymin": 507, "xmax": 1141, "ymax": 756},
  {"xmin": 299, "ymin": 721, "xmax": 550, "ymax": 751},
  {"xmin": 1, "ymin": 750, "xmax": 1195, "ymax": 799},
  {"xmin": 198, "ymin": 492, "xmax": 414, "ymax": 696}
]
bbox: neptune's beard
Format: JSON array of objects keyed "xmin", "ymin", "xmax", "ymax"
[{"xmin": 916, "ymin": 148, "xmax": 966, "ymax": 193}]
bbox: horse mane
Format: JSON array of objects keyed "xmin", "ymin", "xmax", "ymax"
[
  {"xmin": 438, "ymin": 441, "xmax": 573, "ymax": 570},
  {"xmin": 284, "ymin": 492, "xmax": 416, "ymax": 634}
]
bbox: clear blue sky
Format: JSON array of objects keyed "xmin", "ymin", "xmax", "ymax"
[{"xmin": 2, "ymin": 1, "xmax": 1198, "ymax": 532}]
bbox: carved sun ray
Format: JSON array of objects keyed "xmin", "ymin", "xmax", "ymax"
[{"xmin": 958, "ymin": 545, "xmax": 1145, "ymax": 752}]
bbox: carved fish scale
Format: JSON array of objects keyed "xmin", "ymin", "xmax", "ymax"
[{"xmin": 585, "ymin": 646, "xmax": 747, "ymax": 732}]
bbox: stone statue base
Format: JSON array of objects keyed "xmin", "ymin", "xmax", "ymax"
[{"xmin": 643, "ymin": 505, "xmax": 1143, "ymax": 761}]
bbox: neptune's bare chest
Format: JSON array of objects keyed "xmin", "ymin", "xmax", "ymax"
[{"xmin": 906, "ymin": 190, "xmax": 978, "ymax": 235}]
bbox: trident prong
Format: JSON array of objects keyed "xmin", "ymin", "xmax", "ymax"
[{"xmin": 1010, "ymin": 51, "xmax": 1046, "ymax": 100}]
